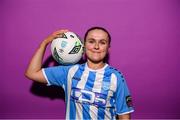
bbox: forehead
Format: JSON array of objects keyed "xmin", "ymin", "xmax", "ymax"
[{"xmin": 86, "ymin": 29, "xmax": 109, "ymax": 40}]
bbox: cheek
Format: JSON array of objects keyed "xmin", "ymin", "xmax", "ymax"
[
  {"xmin": 85, "ymin": 44, "xmax": 94, "ymax": 50},
  {"xmin": 101, "ymin": 46, "xmax": 109, "ymax": 52}
]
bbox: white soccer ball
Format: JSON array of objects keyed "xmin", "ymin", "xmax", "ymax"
[{"xmin": 51, "ymin": 32, "xmax": 84, "ymax": 65}]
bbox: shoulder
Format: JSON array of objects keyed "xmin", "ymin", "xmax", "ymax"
[
  {"xmin": 67, "ymin": 63, "xmax": 85, "ymax": 72},
  {"xmin": 107, "ymin": 65, "xmax": 123, "ymax": 76},
  {"xmin": 107, "ymin": 65, "xmax": 125, "ymax": 82}
]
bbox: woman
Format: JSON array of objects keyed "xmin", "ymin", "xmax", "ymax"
[{"xmin": 25, "ymin": 27, "xmax": 134, "ymax": 119}]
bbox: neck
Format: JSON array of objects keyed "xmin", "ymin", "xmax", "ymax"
[{"xmin": 87, "ymin": 60, "xmax": 106, "ymax": 70}]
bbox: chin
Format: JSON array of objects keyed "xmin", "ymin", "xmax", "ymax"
[{"xmin": 89, "ymin": 58, "xmax": 104, "ymax": 63}]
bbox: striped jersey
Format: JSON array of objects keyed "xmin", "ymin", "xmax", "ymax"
[{"xmin": 42, "ymin": 63, "xmax": 134, "ymax": 119}]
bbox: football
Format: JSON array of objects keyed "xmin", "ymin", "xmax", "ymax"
[{"xmin": 51, "ymin": 32, "xmax": 83, "ymax": 65}]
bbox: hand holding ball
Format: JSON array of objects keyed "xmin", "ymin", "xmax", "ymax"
[{"xmin": 51, "ymin": 32, "xmax": 84, "ymax": 65}]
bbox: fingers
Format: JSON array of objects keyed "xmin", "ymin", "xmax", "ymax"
[
  {"xmin": 43, "ymin": 29, "xmax": 70, "ymax": 45},
  {"xmin": 52, "ymin": 29, "xmax": 69, "ymax": 38}
]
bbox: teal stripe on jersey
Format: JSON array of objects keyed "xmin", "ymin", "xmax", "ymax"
[
  {"xmin": 82, "ymin": 104, "xmax": 91, "ymax": 119},
  {"xmin": 69, "ymin": 64, "xmax": 85, "ymax": 119},
  {"xmin": 83, "ymin": 71, "xmax": 96, "ymax": 119},
  {"xmin": 84, "ymin": 71, "xmax": 96, "ymax": 91}
]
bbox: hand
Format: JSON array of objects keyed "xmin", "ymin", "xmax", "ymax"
[{"xmin": 43, "ymin": 29, "xmax": 69, "ymax": 45}]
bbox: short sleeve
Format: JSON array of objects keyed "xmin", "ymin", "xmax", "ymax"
[
  {"xmin": 42, "ymin": 65, "xmax": 71, "ymax": 87},
  {"xmin": 115, "ymin": 73, "xmax": 134, "ymax": 115}
]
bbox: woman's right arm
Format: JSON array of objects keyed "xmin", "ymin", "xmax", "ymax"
[{"xmin": 25, "ymin": 29, "xmax": 69, "ymax": 83}]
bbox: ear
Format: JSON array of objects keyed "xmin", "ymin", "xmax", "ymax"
[
  {"xmin": 108, "ymin": 43, "xmax": 111, "ymax": 48},
  {"xmin": 107, "ymin": 46, "xmax": 110, "ymax": 52}
]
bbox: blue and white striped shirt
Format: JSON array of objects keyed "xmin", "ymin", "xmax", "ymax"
[{"xmin": 42, "ymin": 63, "xmax": 134, "ymax": 119}]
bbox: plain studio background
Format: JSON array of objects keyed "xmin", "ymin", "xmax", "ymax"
[{"xmin": 1, "ymin": 0, "xmax": 180, "ymax": 119}]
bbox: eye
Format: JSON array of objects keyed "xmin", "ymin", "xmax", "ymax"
[
  {"xmin": 89, "ymin": 41, "xmax": 94, "ymax": 43},
  {"xmin": 99, "ymin": 40, "xmax": 107, "ymax": 45},
  {"xmin": 87, "ymin": 40, "xmax": 95, "ymax": 44},
  {"xmin": 100, "ymin": 41, "xmax": 106, "ymax": 45}
]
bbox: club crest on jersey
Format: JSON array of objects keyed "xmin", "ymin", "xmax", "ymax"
[{"xmin": 102, "ymin": 81, "xmax": 110, "ymax": 91}]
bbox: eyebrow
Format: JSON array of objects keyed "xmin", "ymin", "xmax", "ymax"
[{"xmin": 87, "ymin": 38, "xmax": 108, "ymax": 42}]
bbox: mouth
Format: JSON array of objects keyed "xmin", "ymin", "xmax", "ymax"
[
  {"xmin": 90, "ymin": 50, "xmax": 101, "ymax": 53},
  {"xmin": 91, "ymin": 51, "xmax": 101, "ymax": 54}
]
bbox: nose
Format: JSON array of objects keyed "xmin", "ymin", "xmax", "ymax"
[{"xmin": 94, "ymin": 43, "xmax": 99, "ymax": 49}]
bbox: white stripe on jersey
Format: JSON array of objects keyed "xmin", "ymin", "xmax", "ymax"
[
  {"xmin": 104, "ymin": 73, "xmax": 118, "ymax": 119},
  {"xmin": 75, "ymin": 102, "xmax": 83, "ymax": 119},
  {"xmin": 90, "ymin": 70, "xmax": 105, "ymax": 119},
  {"xmin": 75, "ymin": 67, "xmax": 89, "ymax": 119},
  {"xmin": 66, "ymin": 65, "xmax": 79, "ymax": 120},
  {"xmin": 92, "ymin": 71, "xmax": 105, "ymax": 93},
  {"xmin": 42, "ymin": 69, "xmax": 51, "ymax": 86},
  {"xmin": 89, "ymin": 105, "xmax": 99, "ymax": 120},
  {"xmin": 110, "ymin": 73, "xmax": 118, "ymax": 93},
  {"xmin": 104, "ymin": 107, "xmax": 111, "ymax": 119}
]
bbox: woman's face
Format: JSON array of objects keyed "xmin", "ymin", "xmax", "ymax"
[{"xmin": 84, "ymin": 29, "xmax": 110, "ymax": 63}]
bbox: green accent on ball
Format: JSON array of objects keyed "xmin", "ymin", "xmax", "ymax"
[{"xmin": 75, "ymin": 41, "xmax": 81, "ymax": 46}]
